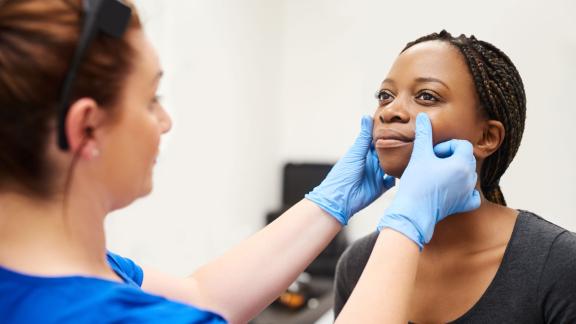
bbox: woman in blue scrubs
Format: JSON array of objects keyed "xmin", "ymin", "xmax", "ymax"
[{"xmin": 0, "ymin": 1, "xmax": 478, "ymax": 323}]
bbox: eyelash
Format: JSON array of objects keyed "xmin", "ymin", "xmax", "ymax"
[
  {"xmin": 374, "ymin": 90, "xmax": 440, "ymax": 105},
  {"xmin": 375, "ymin": 90, "xmax": 394, "ymax": 103},
  {"xmin": 415, "ymin": 91, "xmax": 439, "ymax": 103}
]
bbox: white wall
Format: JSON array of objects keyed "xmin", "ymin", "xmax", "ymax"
[
  {"xmin": 106, "ymin": 0, "xmax": 285, "ymax": 275},
  {"xmin": 277, "ymin": 0, "xmax": 576, "ymax": 239},
  {"xmin": 107, "ymin": 0, "xmax": 576, "ymax": 277}
]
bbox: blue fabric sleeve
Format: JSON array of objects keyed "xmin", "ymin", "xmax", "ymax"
[
  {"xmin": 1, "ymin": 252, "xmax": 228, "ymax": 323},
  {"xmin": 107, "ymin": 251, "xmax": 144, "ymax": 287}
]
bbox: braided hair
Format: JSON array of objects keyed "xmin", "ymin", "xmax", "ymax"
[{"xmin": 402, "ymin": 30, "xmax": 526, "ymax": 206}]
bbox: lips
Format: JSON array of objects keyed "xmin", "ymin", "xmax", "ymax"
[{"xmin": 373, "ymin": 129, "xmax": 414, "ymax": 149}]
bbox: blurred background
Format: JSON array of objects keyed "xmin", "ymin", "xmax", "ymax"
[{"xmin": 106, "ymin": 0, "xmax": 576, "ymax": 322}]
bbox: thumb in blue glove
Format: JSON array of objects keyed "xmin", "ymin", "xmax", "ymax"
[
  {"xmin": 377, "ymin": 113, "xmax": 481, "ymax": 249},
  {"xmin": 306, "ymin": 115, "xmax": 395, "ymax": 225}
]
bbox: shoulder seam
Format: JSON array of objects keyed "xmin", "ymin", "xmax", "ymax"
[{"xmin": 535, "ymin": 230, "xmax": 569, "ymax": 302}]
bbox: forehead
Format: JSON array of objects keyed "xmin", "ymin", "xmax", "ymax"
[
  {"xmin": 113, "ymin": 30, "xmax": 161, "ymax": 116},
  {"xmin": 387, "ymin": 40, "xmax": 472, "ymax": 87},
  {"xmin": 129, "ymin": 30, "xmax": 161, "ymax": 81}
]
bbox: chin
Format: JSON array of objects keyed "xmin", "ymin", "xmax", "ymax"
[
  {"xmin": 140, "ymin": 180, "xmax": 154, "ymax": 197},
  {"xmin": 122, "ymin": 181, "xmax": 154, "ymax": 209},
  {"xmin": 376, "ymin": 149, "xmax": 410, "ymax": 178}
]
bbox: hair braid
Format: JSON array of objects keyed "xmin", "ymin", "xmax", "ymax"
[{"xmin": 402, "ymin": 31, "xmax": 527, "ymax": 206}]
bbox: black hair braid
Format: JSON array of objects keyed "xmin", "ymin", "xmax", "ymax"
[{"xmin": 402, "ymin": 31, "xmax": 526, "ymax": 206}]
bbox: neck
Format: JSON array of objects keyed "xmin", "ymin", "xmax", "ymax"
[
  {"xmin": 424, "ymin": 195, "xmax": 518, "ymax": 256},
  {"xmin": 0, "ymin": 186, "xmax": 115, "ymax": 279}
]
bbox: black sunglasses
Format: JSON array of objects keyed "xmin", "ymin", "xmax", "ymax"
[{"xmin": 56, "ymin": 0, "xmax": 132, "ymax": 150}]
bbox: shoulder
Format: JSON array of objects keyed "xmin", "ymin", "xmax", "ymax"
[
  {"xmin": 0, "ymin": 274, "xmax": 226, "ymax": 324},
  {"xmin": 67, "ymin": 283, "xmax": 226, "ymax": 323},
  {"xmin": 510, "ymin": 210, "xmax": 575, "ymax": 279},
  {"xmin": 521, "ymin": 211, "xmax": 576, "ymax": 322},
  {"xmin": 333, "ymin": 231, "xmax": 379, "ymax": 317},
  {"xmin": 105, "ymin": 289, "xmax": 227, "ymax": 323},
  {"xmin": 107, "ymin": 251, "xmax": 144, "ymax": 287},
  {"xmin": 336, "ymin": 231, "xmax": 379, "ymax": 280},
  {"xmin": 538, "ymin": 230, "xmax": 576, "ymax": 322},
  {"xmin": 515, "ymin": 210, "xmax": 567, "ymax": 241},
  {"xmin": 514, "ymin": 210, "xmax": 576, "ymax": 263},
  {"xmin": 507, "ymin": 210, "xmax": 568, "ymax": 261},
  {"xmin": 540, "ymin": 230, "xmax": 576, "ymax": 284}
]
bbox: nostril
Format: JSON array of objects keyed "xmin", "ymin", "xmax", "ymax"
[
  {"xmin": 391, "ymin": 115, "xmax": 402, "ymax": 122},
  {"xmin": 379, "ymin": 115, "xmax": 385, "ymax": 123}
]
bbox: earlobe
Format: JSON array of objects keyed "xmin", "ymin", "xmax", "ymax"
[
  {"xmin": 80, "ymin": 145, "xmax": 101, "ymax": 161},
  {"xmin": 474, "ymin": 120, "xmax": 505, "ymax": 159},
  {"xmin": 65, "ymin": 98, "xmax": 105, "ymax": 159}
]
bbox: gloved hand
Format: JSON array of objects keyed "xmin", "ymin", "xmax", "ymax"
[
  {"xmin": 306, "ymin": 115, "xmax": 395, "ymax": 225},
  {"xmin": 377, "ymin": 113, "xmax": 481, "ymax": 249}
]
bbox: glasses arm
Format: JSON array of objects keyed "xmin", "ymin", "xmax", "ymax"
[{"xmin": 56, "ymin": 0, "xmax": 131, "ymax": 150}]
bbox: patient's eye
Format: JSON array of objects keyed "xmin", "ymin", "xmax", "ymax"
[
  {"xmin": 415, "ymin": 91, "xmax": 439, "ymax": 103},
  {"xmin": 375, "ymin": 90, "xmax": 394, "ymax": 104}
]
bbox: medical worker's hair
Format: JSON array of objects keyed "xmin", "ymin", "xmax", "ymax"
[
  {"xmin": 0, "ymin": 0, "xmax": 141, "ymax": 197},
  {"xmin": 402, "ymin": 30, "xmax": 526, "ymax": 206}
]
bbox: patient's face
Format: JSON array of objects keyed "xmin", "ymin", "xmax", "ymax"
[{"xmin": 373, "ymin": 40, "xmax": 485, "ymax": 178}]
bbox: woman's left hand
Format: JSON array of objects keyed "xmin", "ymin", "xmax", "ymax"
[
  {"xmin": 377, "ymin": 113, "xmax": 481, "ymax": 249},
  {"xmin": 306, "ymin": 115, "xmax": 395, "ymax": 225}
]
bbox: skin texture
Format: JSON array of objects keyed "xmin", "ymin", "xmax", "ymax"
[
  {"xmin": 59, "ymin": 29, "xmax": 171, "ymax": 212},
  {"xmin": 373, "ymin": 40, "xmax": 499, "ymax": 178},
  {"xmin": 371, "ymin": 40, "xmax": 519, "ymax": 323},
  {"xmin": 95, "ymin": 31, "xmax": 171, "ymax": 210}
]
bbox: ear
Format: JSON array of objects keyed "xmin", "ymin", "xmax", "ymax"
[
  {"xmin": 65, "ymin": 98, "xmax": 107, "ymax": 160},
  {"xmin": 474, "ymin": 120, "xmax": 505, "ymax": 159}
]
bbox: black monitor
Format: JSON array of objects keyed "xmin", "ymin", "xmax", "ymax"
[{"xmin": 282, "ymin": 163, "xmax": 333, "ymax": 207}]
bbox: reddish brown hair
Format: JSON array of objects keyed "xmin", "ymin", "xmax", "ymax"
[{"xmin": 0, "ymin": 0, "xmax": 141, "ymax": 197}]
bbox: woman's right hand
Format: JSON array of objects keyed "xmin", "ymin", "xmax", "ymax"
[
  {"xmin": 377, "ymin": 113, "xmax": 481, "ymax": 249},
  {"xmin": 306, "ymin": 115, "xmax": 395, "ymax": 226}
]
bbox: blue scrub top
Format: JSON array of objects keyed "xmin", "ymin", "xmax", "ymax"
[{"xmin": 0, "ymin": 252, "xmax": 227, "ymax": 323}]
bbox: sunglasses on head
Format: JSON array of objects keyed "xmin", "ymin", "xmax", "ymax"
[{"xmin": 56, "ymin": 0, "xmax": 132, "ymax": 150}]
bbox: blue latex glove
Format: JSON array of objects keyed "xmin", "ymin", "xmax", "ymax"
[
  {"xmin": 377, "ymin": 113, "xmax": 481, "ymax": 249},
  {"xmin": 306, "ymin": 115, "xmax": 395, "ymax": 225}
]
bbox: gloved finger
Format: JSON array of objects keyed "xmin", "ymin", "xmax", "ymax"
[
  {"xmin": 366, "ymin": 146, "xmax": 385, "ymax": 180},
  {"xmin": 411, "ymin": 113, "xmax": 434, "ymax": 158},
  {"xmin": 360, "ymin": 114, "xmax": 373, "ymax": 137},
  {"xmin": 471, "ymin": 170, "xmax": 478, "ymax": 187},
  {"xmin": 462, "ymin": 189, "xmax": 481, "ymax": 212},
  {"xmin": 433, "ymin": 140, "xmax": 459, "ymax": 158},
  {"xmin": 348, "ymin": 115, "xmax": 374, "ymax": 158},
  {"xmin": 383, "ymin": 174, "xmax": 396, "ymax": 189},
  {"xmin": 368, "ymin": 146, "xmax": 396, "ymax": 191},
  {"xmin": 448, "ymin": 140, "xmax": 476, "ymax": 167}
]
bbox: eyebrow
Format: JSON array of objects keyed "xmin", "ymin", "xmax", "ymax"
[
  {"xmin": 381, "ymin": 77, "xmax": 450, "ymax": 90},
  {"xmin": 414, "ymin": 77, "xmax": 449, "ymax": 90},
  {"xmin": 381, "ymin": 78, "xmax": 395, "ymax": 86}
]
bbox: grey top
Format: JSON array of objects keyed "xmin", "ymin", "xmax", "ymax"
[{"xmin": 333, "ymin": 210, "xmax": 576, "ymax": 323}]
